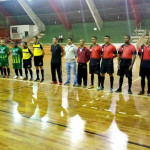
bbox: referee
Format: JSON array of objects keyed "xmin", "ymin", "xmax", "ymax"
[
  {"xmin": 33, "ymin": 36, "xmax": 45, "ymax": 82},
  {"xmin": 51, "ymin": 37, "xmax": 64, "ymax": 85},
  {"xmin": 138, "ymin": 34, "xmax": 150, "ymax": 96}
]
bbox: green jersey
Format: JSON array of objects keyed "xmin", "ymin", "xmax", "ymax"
[
  {"xmin": 11, "ymin": 46, "xmax": 22, "ymax": 64},
  {"xmin": 0, "ymin": 45, "xmax": 9, "ymax": 59}
]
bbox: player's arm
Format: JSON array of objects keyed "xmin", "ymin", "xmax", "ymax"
[
  {"xmin": 61, "ymin": 46, "xmax": 65, "ymax": 57},
  {"xmin": 117, "ymin": 47, "xmax": 122, "ymax": 69},
  {"xmin": 7, "ymin": 47, "xmax": 10, "ymax": 56},
  {"xmin": 113, "ymin": 46, "xmax": 117, "ymax": 58},
  {"xmin": 29, "ymin": 48, "xmax": 33, "ymax": 58},
  {"xmin": 129, "ymin": 49, "xmax": 137, "ymax": 70},
  {"xmin": 74, "ymin": 46, "xmax": 77, "ymax": 58},
  {"xmin": 138, "ymin": 47, "xmax": 142, "ymax": 59},
  {"xmin": 40, "ymin": 43, "xmax": 44, "ymax": 57}
]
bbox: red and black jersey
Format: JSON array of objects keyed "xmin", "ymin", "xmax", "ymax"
[
  {"xmin": 118, "ymin": 44, "xmax": 136, "ymax": 59},
  {"xmin": 89, "ymin": 44, "xmax": 102, "ymax": 60},
  {"xmin": 102, "ymin": 44, "xmax": 117, "ymax": 59},
  {"xmin": 138, "ymin": 45, "xmax": 150, "ymax": 68}
]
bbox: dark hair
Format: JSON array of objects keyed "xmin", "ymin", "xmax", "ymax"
[
  {"xmin": 124, "ymin": 35, "xmax": 130, "ymax": 39},
  {"xmin": 23, "ymin": 42, "xmax": 27, "ymax": 45},
  {"xmin": 14, "ymin": 41, "xmax": 19, "ymax": 45},
  {"xmin": 33, "ymin": 36, "xmax": 38, "ymax": 39},
  {"xmin": 145, "ymin": 34, "xmax": 149, "ymax": 37},
  {"xmin": 105, "ymin": 35, "xmax": 110, "ymax": 38},
  {"xmin": 92, "ymin": 36, "xmax": 97, "ymax": 40},
  {"xmin": 68, "ymin": 37, "xmax": 73, "ymax": 41},
  {"xmin": 53, "ymin": 37, "xmax": 58, "ymax": 40}
]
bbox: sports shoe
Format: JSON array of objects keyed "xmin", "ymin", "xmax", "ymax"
[
  {"xmin": 40, "ymin": 78, "xmax": 44, "ymax": 83},
  {"xmin": 23, "ymin": 77, "xmax": 28, "ymax": 80},
  {"xmin": 97, "ymin": 86, "xmax": 104, "ymax": 91},
  {"xmin": 138, "ymin": 91, "xmax": 144, "ymax": 95},
  {"xmin": 83, "ymin": 85, "xmax": 87, "ymax": 88},
  {"xmin": 110, "ymin": 88, "xmax": 113, "ymax": 93},
  {"xmin": 115, "ymin": 88, "xmax": 122, "ymax": 93},
  {"xmin": 34, "ymin": 78, "xmax": 40, "ymax": 82},
  {"xmin": 1, "ymin": 75, "xmax": 4, "ymax": 78},
  {"xmin": 76, "ymin": 84, "xmax": 82, "ymax": 87},
  {"xmin": 19, "ymin": 76, "xmax": 24, "ymax": 80},
  {"xmin": 13, "ymin": 75, "xmax": 18, "ymax": 79},
  {"xmin": 64, "ymin": 81, "xmax": 70, "ymax": 85},
  {"xmin": 128, "ymin": 89, "xmax": 133, "ymax": 94},
  {"xmin": 148, "ymin": 93, "xmax": 150, "ymax": 97},
  {"xmin": 4, "ymin": 75, "xmax": 7, "ymax": 78},
  {"xmin": 88, "ymin": 85, "xmax": 94, "ymax": 89},
  {"xmin": 59, "ymin": 82, "xmax": 63, "ymax": 85},
  {"xmin": 29, "ymin": 78, "xmax": 33, "ymax": 81},
  {"xmin": 51, "ymin": 81, "xmax": 58, "ymax": 84}
]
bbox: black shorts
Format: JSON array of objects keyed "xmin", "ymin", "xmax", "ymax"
[
  {"xmin": 89, "ymin": 59, "xmax": 100, "ymax": 74},
  {"xmin": 34, "ymin": 56, "xmax": 43, "ymax": 67},
  {"xmin": 117, "ymin": 66, "xmax": 132, "ymax": 78},
  {"xmin": 23, "ymin": 58, "xmax": 32, "ymax": 68},
  {"xmin": 101, "ymin": 58, "xmax": 114, "ymax": 74},
  {"xmin": 139, "ymin": 67, "xmax": 150, "ymax": 77}
]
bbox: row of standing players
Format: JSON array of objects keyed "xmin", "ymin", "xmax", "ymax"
[{"xmin": 0, "ymin": 35, "xmax": 150, "ymax": 96}]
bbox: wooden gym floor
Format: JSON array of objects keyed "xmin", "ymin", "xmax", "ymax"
[{"xmin": 0, "ymin": 48, "xmax": 150, "ymax": 150}]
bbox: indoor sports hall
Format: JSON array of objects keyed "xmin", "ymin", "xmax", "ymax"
[{"xmin": 0, "ymin": 0, "xmax": 150, "ymax": 150}]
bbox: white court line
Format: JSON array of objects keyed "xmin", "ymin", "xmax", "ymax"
[
  {"xmin": 122, "ymin": 77, "xmax": 141, "ymax": 88},
  {"xmin": 0, "ymin": 78, "xmax": 149, "ymax": 99}
]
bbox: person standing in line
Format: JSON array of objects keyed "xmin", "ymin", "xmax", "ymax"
[
  {"xmin": 22, "ymin": 42, "xmax": 33, "ymax": 81},
  {"xmin": 33, "ymin": 36, "xmax": 45, "ymax": 82},
  {"xmin": 99, "ymin": 35, "xmax": 117, "ymax": 93},
  {"xmin": 11, "ymin": 41, "xmax": 23, "ymax": 79},
  {"xmin": 77, "ymin": 39, "xmax": 90, "ymax": 88},
  {"xmin": 88, "ymin": 36, "xmax": 102, "ymax": 89},
  {"xmin": 64, "ymin": 38, "xmax": 77, "ymax": 86},
  {"xmin": 51, "ymin": 37, "xmax": 64, "ymax": 85},
  {"xmin": 115, "ymin": 35, "xmax": 136, "ymax": 94},
  {"xmin": 138, "ymin": 34, "xmax": 150, "ymax": 96}
]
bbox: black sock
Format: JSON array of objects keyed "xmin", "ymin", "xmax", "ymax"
[
  {"xmin": 91, "ymin": 74, "xmax": 94, "ymax": 85},
  {"xmin": 101, "ymin": 76, "xmax": 105, "ymax": 88},
  {"xmin": 1, "ymin": 67, "xmax": 3, "ymax": 76},
  {"xmin": 119, "ymin": 77, "xmax": 123, "ymax": 90},
  {"xmin": 36, "ymin": 69, "xmax": 39, "ymax": 79},
  {"xmin": 41, "ymin": 69, "xmax": 44, "ymax": 79},
  {"xmin": 110, "ymin": 76, "xmax": 114, "ymax": 89},
  {"xmin": 25, "ymin": 68, "xmax": 28, "ymax": 78},
  {"xmin": 141, "ymin": 76, "xmax": 145, "ymax": 92},
  {"xmin": 147, "ymin": 76, "xmax": 150, "ymax": 93},
  {"xmin": 98, "ymin": 74, "xmax": 101, "ymax": 87},
  {"xmin": 19, "ymin": 69, "xmax": 22, "ymax": 76},
  {"xmin": 29, "ymin": 69, "xmax": 33, "ymax": 78},
  {"xmin": 15, "ymin": 69, "xmax": 18, "ymax": 76},
  {"xmin": 4, "ymin": 68, "xmax": 6, "ymax": 76},
  {"xmin": 128, "ymin": 77, "xmax": 132, "ymax": 91},
  {"xmin": 7, "ymin": 68, "xmax": 10, "ymax": 76}
]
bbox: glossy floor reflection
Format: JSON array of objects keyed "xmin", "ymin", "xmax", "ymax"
[{"xmin": 0, "ymin": 79, "xmax": 150, "ymax": 150}]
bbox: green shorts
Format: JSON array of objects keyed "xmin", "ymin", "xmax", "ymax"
[
  {"xmin": 13, "ymin": 63, "xmax": 22, "ymax": 69},
  {"xmin": 0, "ymin": 57, "xmax": 9, "ymax": 67}
]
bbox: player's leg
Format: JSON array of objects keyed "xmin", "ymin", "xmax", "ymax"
[
  {"xmin": 51, "ymin": 62, "xmax": 57, "ymax": 83},
  {"xmin": 109, "ymin": 73, "xmax": 114, "ymax": 92},
  {"xmin": 64, "ymin": 62, "xmax": 71, "ymax": 85},
  {"xmin": 147, "ymin": 75, "xmax": 150, "ymax": 96},
  {"xmin": 83, "ymin": 63, "xmax": 87, "ymax": 88},
  {"xmin": 71, "ymin": 61, "xmax": 77, "ymax": 86},
  {"xmin": 56, "ymin": 63, "xmax": 62, "ymax": 85},
  {"xmin": 77, "ymin": 63, "xmax": 82, "ymax": 87},
  {"xmin": 40, "ymin": 66, "xmax": 44, "ymax": 82}
]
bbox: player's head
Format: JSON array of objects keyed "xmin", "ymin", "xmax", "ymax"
[
  {"xmin": 92, "ymin": 36, "xmax": 97, "ymax": 44},
  {"xmin": 33, "ymin": 36, "xmax": 38, "ymax": 44},
  {"xmin": 53, "ymin": 37, "xmax": 58, "ymax": 44},
  {"xmin": 124, "ymin": 35, "xmax": 130, "ymax": 44},
  {"xmin": 104, "ymin": 35, "xmax": 110, "ymax": 44},
  {"xmin": 14, "ymin": 41, "xmax": 19, "ymax": 47},
  {"xmin": 1, "ymin": 40, "xmax": 5, "ymax": 46},
  {"xmin": 79, "ymin": 39, "xmax": 85, "ymax": 47},
  {"xmin": 22, "ymin": 42, "xmax": 27, "ymax": 48},
  {"xmin": 144, "ymin": 34, "xmax": 150, "ymax": 44},
  {"xmin": 67, "ymin": 38, "xmax": 73, "ymax": 45}
]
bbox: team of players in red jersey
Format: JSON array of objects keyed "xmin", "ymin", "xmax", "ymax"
[
  {"xmin": 0, "ymin": 34, "xmax": 150, "ymax": 96},
  {"xmin": 77, "ymin": 34, "xmax": 150, "ymax": 96}
]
